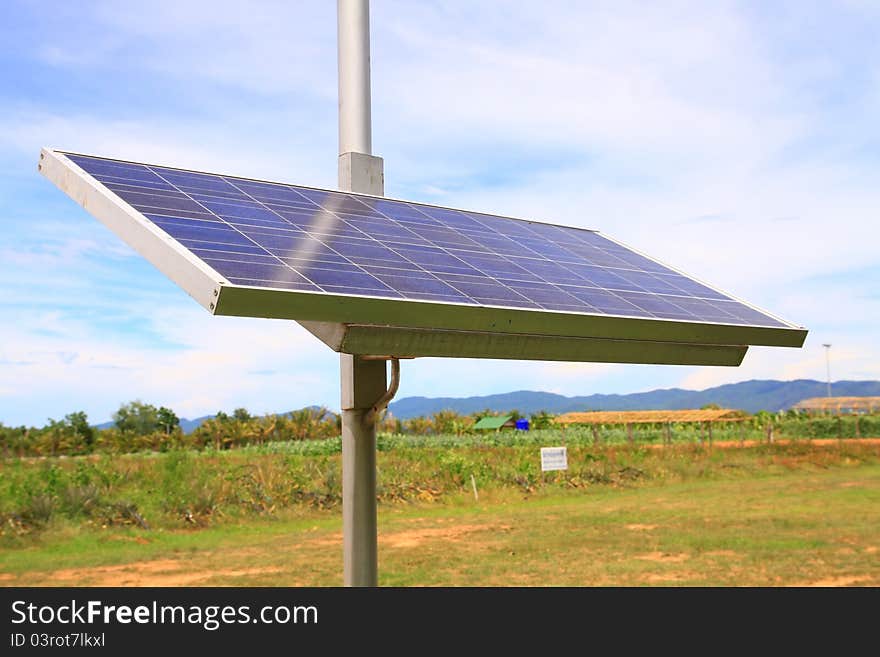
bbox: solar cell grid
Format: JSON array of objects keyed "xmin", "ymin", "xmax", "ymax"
[{"xmin": 63, "ymin": 153, "xmax": 790, "ymax": 329}]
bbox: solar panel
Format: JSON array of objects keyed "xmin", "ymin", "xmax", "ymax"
[{"xmin": 38, "ymin": 149, "xmax": 807, "ymax": 353}]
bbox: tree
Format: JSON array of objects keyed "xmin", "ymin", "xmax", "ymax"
[
  {"xmin": 252, "ymin": 415, "xmax": 278, "ymax": 445},
  {"xmin": 113, "ymin": 401, "xmax": 161, "ymax": 435},
  {"xmin": 0, "ymin": 423, "xmax": 30, "ymax": 457},
  {"xmin": 157, "ymin": 406, "xmax": 180, "ymax": 435},
  {"xmin": 233, "ymin": 407, "xmax": 253, "ymax": 422},
  {"xmin": 35, "ymin": 412, "xmax": 97, "ymax": 455},
  {"xmin": 64, "ymin": 411, "xmax": 96, "ymax": 450},
  {"xmin": 404, "ymin": 416, "xmax": 433, "ymax": 435},
  {"xmin": 530, "ymin": 410, "xmax": 554, "ymax": 430},
  {"xmin": 42, "ymin": 418, "xmax": 67, "ymax": 455},
  {"xmin": 284, "ymin": 407, "xmax": 335, "ymax": 441},
  {"xmin": 431, "ymin": 409, "xmax": 465, "ymax": 435}
]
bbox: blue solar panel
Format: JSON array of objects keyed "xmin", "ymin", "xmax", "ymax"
[{"xmin": 64, "ymin": 153, "xmax": 790, "ymax": 329}]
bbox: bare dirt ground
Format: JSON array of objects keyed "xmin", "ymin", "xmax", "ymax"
[
  {"xmin": 33, "ymin": 523, "xmax": 509, "ymax": 586},
  {"xmin": 44, "ymin": 560, "xmax": 285, "ymax": 587},
  {"xmin": 19, "ymin": 518, "xmax": 878, "ymax": 587},
  {"xmin": 650, "ymin": 438, "xmax": 880, "ymax": 449}
]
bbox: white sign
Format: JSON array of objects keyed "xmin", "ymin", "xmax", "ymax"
[{"xmin": 540, "ymin": 446, "xmax": 568, "ymax": 472}]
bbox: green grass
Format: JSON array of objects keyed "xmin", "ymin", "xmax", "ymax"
[
  {"xmin": 2, "ymin": 439, "xmax": 877, "ymax": 535},
  {"xmin": 1, "ymin": 445, "xmax": 878, "ymax": 586}
]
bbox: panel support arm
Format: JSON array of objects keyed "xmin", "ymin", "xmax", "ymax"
[{"xmin": 365, "ymin": 357, "xmax": 400, "ymax": 426}]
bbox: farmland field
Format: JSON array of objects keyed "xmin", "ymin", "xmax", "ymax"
[{"xmin": 1, "ymin": 437, "xmax": 878, "ymax": 586}]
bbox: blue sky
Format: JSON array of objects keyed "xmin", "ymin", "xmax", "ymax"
[{"xmin": 2, "ymin": 1, "xmax": 878, "ymax": 426}]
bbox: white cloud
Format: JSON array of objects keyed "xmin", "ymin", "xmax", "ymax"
[
  {"xmin": 0, "ymin": 304, "xmax": 339, "ymax": 425},
  {"xmin": 0, "ymin": 110, "xmax": 335, "ymax": 189}
]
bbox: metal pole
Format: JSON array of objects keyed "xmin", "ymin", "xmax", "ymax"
[
  {"xmin": 341, "ymin": 355, "xmax": 385, "ymax": 586},
  {"xmin": 337, "ymin": 0, "xmax": 385, "ymax": 587},
  {"xmin": 822, "ymin": 343, "xmax": 832, "ymax": 398},
  {"xmin": 338, "ymin": 0, "xmax": 372, "ymax": 156}
]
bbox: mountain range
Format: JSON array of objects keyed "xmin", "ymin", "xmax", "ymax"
[
  {"xmin": 94, "ymin": 379, "xmax": 880, "ymax": 432},
  {"xmin": 387, "ymin": 379, "xmax": 880, "ymax": 419}
]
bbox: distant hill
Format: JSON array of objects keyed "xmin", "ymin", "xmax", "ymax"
[
  {"xmin": 95, "ymin": 414, "xmax": 214, "ymax": 434},
  {"xmin": 91, "ymin": 380, "xmax": 880, "ymax": 431},
  {"xmin": 179, "ymin": 415, "xmax": 214, "ymax": 434},
  {"xmin": 387, "ymin": 379, "xmax": 880, "ymax": 418}
]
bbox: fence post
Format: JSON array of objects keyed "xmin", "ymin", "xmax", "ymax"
[
  {"xmin": 739, "ymin": 420, "xmax": 745, "ymax": 447},
  {"xmin": 626, "ymin": 423, "xmax": 634, "ymax": 446},
  {"xmin": 591, "ymin": 424, "xmax": 599, "ymax": 447},
  {"xmin": 766, "ymin": 422, "xmax": 773, "ymax": 444},
  {"xmin": 708, "ymin": 421, "xmax": 713, "ymax": 447}
]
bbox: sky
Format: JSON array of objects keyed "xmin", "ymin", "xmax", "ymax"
[{"xmin": 1, "ymin": 0, "xmax": 878, "ymax": 427}]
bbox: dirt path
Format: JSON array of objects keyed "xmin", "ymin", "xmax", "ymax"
[
  {"xmin": 44, "ymin": 560, "xmax": 285, "ymax": 587},
  {"xmin": 30, "ymin": 522, "xmax": 507, "ymax": 587}
]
